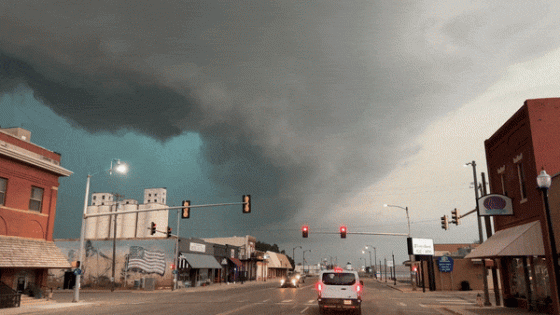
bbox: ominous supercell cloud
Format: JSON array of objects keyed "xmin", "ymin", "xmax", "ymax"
[{"xmin": 2, "ymin": 1, "xmax": 560, "ymax": 244}]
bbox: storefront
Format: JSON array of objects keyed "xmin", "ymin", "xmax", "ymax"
[
  {"xmin": 177, "ymin": 239, "xmax": 222, "ymax": 287},
  {"xmin": 1, "ymin": 237, "xmax": 70, "ymax": 296},
  {"xmin": 177, "ymin": 252, "xmax": 222, "ymax": 287},
  {"xmin": 466, "ymin": 221, "xmax": 553, "ymax": 312}
]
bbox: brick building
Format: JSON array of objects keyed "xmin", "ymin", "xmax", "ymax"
[
  {"xmin": 466, "ymin": 98, "xmax": 560, "ymax": 313},
  {"xmin": 0, "ymin": 127, "xmax": 72, "ymax": 295}
]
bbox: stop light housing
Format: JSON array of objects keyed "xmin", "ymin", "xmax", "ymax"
[
  {"xmin": 441, "ymin": 215, "xmax": 448, "ymax": 230},
  {"xmin": 181, "ymin": 200, "xmax": 190, "ymax": 219},
  {"xmin": 302, "ymin": 225, "xmax": 309, "ymax": 238},
  {"xmin": 242, "ymin": 195, "xmax": 251, "ymax": 213},
  {"xmin": 167, "ymin": 226, "xmax": 172, "ymax": 238},
  {"xmin": 451, "ymin": 208, "xmax": 460, "ymax": 225},
  {"xmin": 150, "ymin": 222, "xmax": 156, "ymax": 235},
  {"xmin": 340, "ymin": 225, "xmax": 347, "ymax": 238}
]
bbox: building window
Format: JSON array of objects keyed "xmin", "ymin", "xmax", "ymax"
[
  {"xmin": 497, "ymin": 166, "xmax": 507, "ymax": 196},
  {"xmin": 500, "ymin": 174, "xmax": 508, "ymax": 196},
  {"xmin": 29, "ymin": 186, "xmax": 44, "ymax": 212},
  {"xmin": 0, "ymin": 177, "xmax": 7, "ymax": 205},
  {"xmin": 102, "ymin": 195, "xmax": 106, "ymax": 200},
  {"xmin": 516, "ymin": 162, "xmax": 527, "ymax": 201},
  {"xmin": 154, "ymin": 199, "xmax": 158, "ymax": 203}
]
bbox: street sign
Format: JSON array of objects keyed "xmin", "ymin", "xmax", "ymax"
[
  {"xmin": 437, "ymin": 256, "xmax": 454, "ymax": 272},
  {"xmin": 73, "ymin": 269, "xmax": 82, "ymax": 275}
]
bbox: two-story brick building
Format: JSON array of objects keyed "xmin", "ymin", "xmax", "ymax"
[
  {"xmin": 466, "ymin": 98, "xmax": 560, "ymax": 313},
  {"xmin": 0, "ymin": 127, "xmax": 72, "ymax": 295}
]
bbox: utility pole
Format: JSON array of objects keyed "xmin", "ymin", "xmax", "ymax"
[{"xmin": 111, "ymin": 193, "xmax": 124, "ymax": 292}]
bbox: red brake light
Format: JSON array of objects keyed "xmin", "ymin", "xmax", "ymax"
[
  {"xmin": 316, "ymin": 282, "xmax": 323, "ymax": 291},
  {"xmin": 333, "ymin": 267, "xmax": 343, "ymax": 273},
  {"xmin": 356, "ymin": 284, "xmax": 362, "ymax": 292}
]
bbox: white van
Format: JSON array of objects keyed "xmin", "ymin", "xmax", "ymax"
[{"xmin": 316, "ymin": 268, "xmax": 363, "ymax": 314}]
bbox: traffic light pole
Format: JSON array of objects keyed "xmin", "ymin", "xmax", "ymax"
[{"xmin": 173, "ymin": 209, "xmax": 180, "ymax": 290}]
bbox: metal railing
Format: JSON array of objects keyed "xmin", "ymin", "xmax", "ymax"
[{"xmin": 0, "ymin": 282, "xmax": 21, "ymax": 309}]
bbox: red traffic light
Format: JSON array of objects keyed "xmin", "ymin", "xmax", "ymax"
[
  {"xmin": 340, "ymin": 225, "xmax": 347, "ymax": 238},
  {"xmin": 302, "ymin": 225, "xmax": 309, "ymax": 238}
]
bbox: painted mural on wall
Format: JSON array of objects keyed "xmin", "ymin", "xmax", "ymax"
[
  {"xmin": 52, "ymin": 238, "xmax": 175, "ymax": 287},
  {"xmin": 127, "ymin": 246, "xmax": 166, "ymax": 276}
]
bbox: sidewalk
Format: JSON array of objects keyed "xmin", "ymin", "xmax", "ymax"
[
  {"xmin": 381, "ymin": 279, "xmax": 549, "ymax": 315},
  {"xmin": 1, "ymin": 280, "xmax": 271, "ymax": 314}
]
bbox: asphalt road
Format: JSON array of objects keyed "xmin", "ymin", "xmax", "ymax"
[{"xmin": 9, "ymin": 278, "xmax": 479, "ymax": 315}]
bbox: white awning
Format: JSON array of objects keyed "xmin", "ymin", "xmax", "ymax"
[{"xmin": 465, "ymin": 221, "xmax": 544, "ymax": 259}]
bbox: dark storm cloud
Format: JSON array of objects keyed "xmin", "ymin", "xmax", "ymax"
[{"xmin": 2, "ymin": 1, "xmax": 560, "ymax": 224}]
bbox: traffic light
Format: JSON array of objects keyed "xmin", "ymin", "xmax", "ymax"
[
  {"xmin": 150, "ymin": 222, "xmax": 156, "ymax": 235},
  {"xmin": 451, "ymin": 208, "xmax": 460, "ymax": 225},
  {"xmin": 441, "ymin": 215, "xmax": 448, "ymax": 230},
  {"xmin": 340, "ymin": 225, "xmax": 347, "ymax": 238},
  {"xmin": 242, "ymin": 195, "xmax": 251, "ymax": 213},
  {"xmin": 302, "ymin": 225, "xmax": 309, "ymax": 238},
  {"xmin": 166, "ymin": 226, "xmax": 172, "ymax": 238},
  {"xmin": 181, "ymin": 200, "xmax": 190, "ymax": 219}
]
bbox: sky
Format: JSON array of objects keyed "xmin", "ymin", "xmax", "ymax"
[{"xmin": 2, "ymin": 1, "xmax": 560, "ymax": 268}]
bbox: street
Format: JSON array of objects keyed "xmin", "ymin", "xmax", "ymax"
[{"xmin": 6, "ymin": 277, "xmax": 497, "ymax": 315}]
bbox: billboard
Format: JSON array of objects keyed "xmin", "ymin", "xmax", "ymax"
[{"xmin": 477, "ymin": 194, "xmax": 513, "ymax": 216}]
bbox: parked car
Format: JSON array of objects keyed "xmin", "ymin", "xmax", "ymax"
[{"xmin": 316, "ymin": 268, "xmax": 363, "ymax": 314}]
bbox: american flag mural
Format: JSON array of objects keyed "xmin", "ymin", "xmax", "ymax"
[{"xmin": 127, "ymin": 246, "xmax": 166, "ymax": 276}]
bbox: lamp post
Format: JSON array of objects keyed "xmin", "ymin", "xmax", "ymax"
[
  {"xmin": 303, "ymin": 250, "xmax": 311, "ymax": 274},
  {"xmin": 293, "ymin": 246, "xmax": 302, "ymax": 271},
  {"xmin": 365, "ymin": 245, "xmax": 376, "ymax": 278},
  {"xmin": 384, "ymin": 204, "xmax": 415, "ymax": 290},
  {"xmin": 537, "ymin": 170, "xmax": 560, "ymax": 309},
  {"xmin": 73, "ymin": 159, "xmax": 127, "ymax": 303},
  {"xmin": 465, "ymin": 161, "xmax": 491, "ymax": 306}
]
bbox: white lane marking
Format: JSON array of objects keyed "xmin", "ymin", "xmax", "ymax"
[
  {"xmin": 262, "ymin": 299, "xmax": 270, "ymax": 303},
  {"xmin": 300, "ymin": 306, "xmax": 309, "ymax": 313},
  {"xmin": 436, "ymin": 299, "xmax": 475, "ymax": 305},
  {"xmin": 215, "ymin": 304, "xmax": 254, "ymax": 315},
  {"xmin": 399, "ymin": 302, "xmax": 406, "ymax": 307},
  {"xmin": 308, "ymin": 300, "xmax": 316, "ymax": 304},
  {"xmin": 281, "ymin": 299, "xmax": 293, "ymax": 303}
]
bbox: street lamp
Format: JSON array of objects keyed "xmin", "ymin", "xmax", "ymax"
[
  {"xmin": 73, "ymin": 159, "xmax": 128, "ymax": 303},
  {"xmin": 303, "ymin": 250, "xmax": 311, "ymax": 274},
  {"xmin": 292, "ymin": 246, "xmax": 302, "ymax": 271},
  {"xmin": 464, "ymin": 161, "xmax": 491, "ymax": 306},
  {"xmin": 365, "ymin": 245, "xmax": 376, "ymax": 278},
  {"xmin": 537, "ymin": 170, "xmax": 560, "ymax": 307},
  {"xmin": 384, "ymin": 204, "xmax": 415, "ymax": 290}
]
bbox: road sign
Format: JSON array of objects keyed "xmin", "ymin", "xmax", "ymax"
[
  {"xmin": 437, "ymin": 256, "xmax": 454, "ymax": 272},
  {"xmin": 73, "ymin": 269, "xmax": 82, "ymax": 275}
]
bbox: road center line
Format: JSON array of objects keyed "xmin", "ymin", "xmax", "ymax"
[{"xmin": 300, "ymin": 306, "xmax": 309, "ymax": 313}]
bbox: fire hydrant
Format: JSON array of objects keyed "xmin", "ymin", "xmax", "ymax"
[{"xmin": 476, "ymin": 293, "xmax": 483, "ymax": 307}]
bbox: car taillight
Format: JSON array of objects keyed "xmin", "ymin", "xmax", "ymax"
[
  {"xmin": 356, "ymin": 283, "xmax": 363, "ymax": 298},
  {"xmin": 316, "ymin": 282, "xmax": 323, "ymax": 292}
]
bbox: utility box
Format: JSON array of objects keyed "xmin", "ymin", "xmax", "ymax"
[{"xmin": 144, "ymin": 278, "xmax": 156, "ymax": 291}]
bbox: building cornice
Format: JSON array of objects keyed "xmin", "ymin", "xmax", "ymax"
[{"xmin": 0, "ymin": 141, "xmax": 72, "ymax": 177}]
